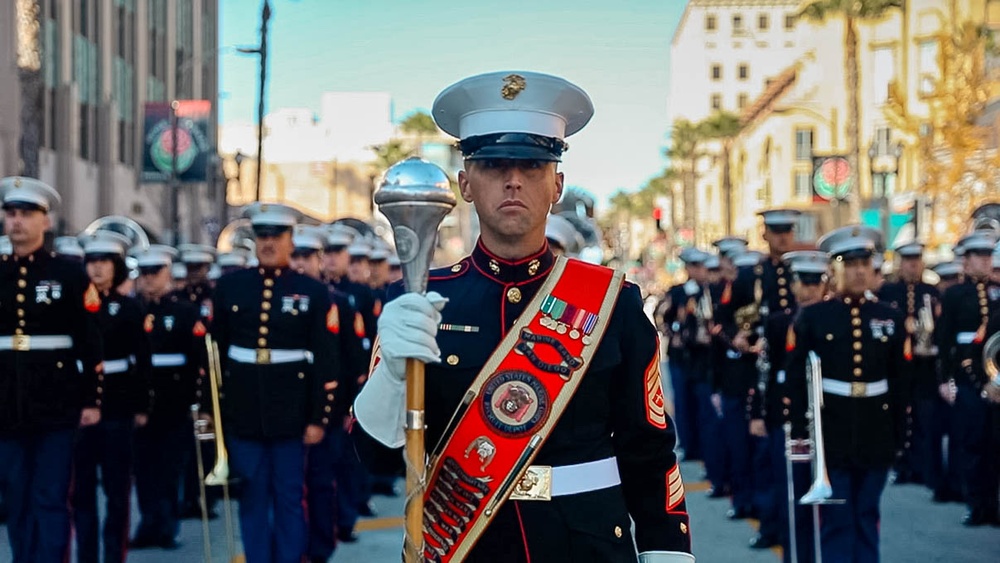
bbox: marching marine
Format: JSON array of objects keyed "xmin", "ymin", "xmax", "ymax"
[
  {"xmin": 354, "ymin": 71, "xmax": 693, "ymax": 562},
  {"xmin": 210, "ymin": 203, "xmax": 342, "ymax": 563},
  {"xmin": 786, "ymin": 226, "xmax": 909, "ymax": 562},
  {"xmin": 0, "ymin": 177, "xmax": 103, "ymax": 563}
]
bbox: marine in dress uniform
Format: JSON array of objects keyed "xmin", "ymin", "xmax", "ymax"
[
  {"xmin": 787, "ymin": 226, "xmax": 909, "ymax": 562},
  {"xmin": 130, "ymin": 245, "xmax": 207, "ymax": 549},
  {"xmin": 752, "ymin": 251, "xmax": 827, "ymax": 563},
  {"xmin": 0, "ymin": 177, "xmax": 103, "ymax": 563},
  {"xmin": 289, "ymin": 225, "xmax": 367, "ymax": 558},
  {"xmin": 354, "ymin": 71, "xmax": 693, "ymax": 563},
  {"xmin": 661, "ymin": 247, "xmax": 713, "ymax": 464},
  {"xmin": 877, "ymin": 243, "xmax": 939, "ymax": 487},
  {"xmin": 72, "ymin": 229, "xmax": 154, "ymax": 563},
  {"xmin": 211, "ymin": 203, "xmax": 342, "ymax": 563},
  {"xmin": 53, "ymin": 236, "xmax": 85, "ymax": 264},
  {"xmin": 176, "ymin": 244, "xmax": 216, "ymax": 317},
  {"xmin": 937, "ymin": 231, "xmax": 1000, "ymax": 525},
  {"xmin": 217, "ymin": 250, "xmax": 250, "ymax": 277}
]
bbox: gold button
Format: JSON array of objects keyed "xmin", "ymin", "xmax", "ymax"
[
  {"xmin": 56, "ymin": 361, "xmax": 63, "ymax": 368},
  {"xmin": 291, "ymin": 309, "xmax": 299, "ymax": 316},
  {"xmin": 259, "ymin": 327, "xmax": 269, "ymax": 335},
  {"xmin": 97, "ymin": 375, "xmax": 104, "ymax": 382},
  {"xmin": 232, "ymin": 305, "xmax": 239, "ymax": 312},
  {"xmin": 17, "ymin": 309, "xmax": 24, "ymax": 317},
  {"xmin": 883, "ymin": 404, "xmax": 889, "ymax": 411},
  {"xmin": 258, "ymin": 338, "xmax": 267, "ymax": 347},
  {"xmin": 853, "ymin": 342, "xmax": 862, "ymax": 351},
  {"xmin": 977, "ymin": 283, "xmax": 985, "ymax": 290},
  {"xmin": 324, "ymin": 406, "xmax": 332, "ymax": 413},
  {"xmin": 826, "ymin": 334, "xmax": 834, "ymax": 341},
  {"xmin": 451, "ymin": 264, "xmax": 462, "ymax": 273},
  {"xmin": 852, "ymin": 318, "xmax": 862, "ymax": 326},
  {"xmin": 853, "ymin": 329, "xmax": 862, "ymax": 337},
  {"xmin": 779, "ymin": 299, "xmax": 788, "ymax": 308},
  {"xmin": 17, "ymin": 279, "xmax": 26, "ymax": 288},
  {"xmin": 16, "ymin": 294, "xmax": 25, "ymax": 303},
  {"xmin": 298, "ymin": 372, "xmax": 305, "ymax": 379},
  {"xmin": 262, "ymin": 302, "xmax": 271, "ymax": 311},
  {"xmin": 97, "ymin": 386, "xmax": 103, "ymax": 393},
  {"xmin": 14, "ymin": 328, "xmax": 23, "ymax": 335},
  {"xmin": 18, "ymin": 320, "xmax": 25, "ymax": 327},
  {"xmin": 851, "ymin": 308, "xmax": 860, "ymax": 316},
  {"xmin": 327, "ymin": 394, "xmax": 334, "ymax": 401},
  {"xmin": 777, "ymin": 267, "xmax": 785, "ymax": 274},
  {"xmin": 322, "ymin": 418, "xmax": 329, "ymax": 425},
  {"xmin": 260, "ymin": 313, "xmax": 269, "ymax": 322},
  {"xmin": 778, "ymin": 277, "xmax": 787, "ymax": 286},
  {"xmin": 982, "ymin": 307, "xmax": 989, "ymax": 315},
  {"xmin": 264, "ymin": 279, "xmax": 275, "ymax": 288},
  {"xmin": 779, "ymin": 288, "xmax": 788, "ymax": 296},
  {"xmin": 854, "ymin": 354, "xmax": 862, "ymax": 363},
  {"xmin": 446, "ymin": 354, "xmax": 459, "ymax": 366},
  {"xmin": 854, "ymin": 368, "xmax": 863, "ymax": 376},
  {"xmin": 506, "ymin": 287, "xmax": 522, "ymax": 304},
  {"xmin": 263, "ymin": 289, "xmax": 273, "ymax": 299},
  {"xmin": 95, "ymin": 400, "xmax": 102, "ymax": 406},
  {"xmin": 614, "ymin": 526, "xmax": 623, "ymax": 538}
]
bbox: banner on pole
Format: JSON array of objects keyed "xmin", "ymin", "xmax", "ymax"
[{"xmin": 142, "ymin": 100, "xmax": 212, "ymax": 183}]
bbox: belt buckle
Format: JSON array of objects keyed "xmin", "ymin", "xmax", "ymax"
[
  {"xmin": 509, "ymin": 465, "xmax": 552, "ymax": 501},
  {"xmin": 12, "ymin": 334, "xmax": 30, "ymax": 352},
  {"xmin": 851, "ymin": 381, "xmax": 866, "ymax": 397},
  {"xmin": 256, "ymin": 348, "xmax": 271, "ymax": 364}
]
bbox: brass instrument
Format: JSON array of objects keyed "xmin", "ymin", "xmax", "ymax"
[
  {"xmin": 913, "ymin": 294, "xmax": 937, "ymax": 357},
  {"xmin": 191, "ymin": 335, "xmax": 242, "ymax": 563},
  {"xmin": 694, "ymin": 288, "xmax": 713, "ymax": 344},
  {"xmin": 783, "ymin": 422, "xmax": 812, "ymax": 563},
  {"xmin": 797, "ymin": 351, "xmax": 844, "ymax": 563},
  {"xmin": 981, "ymin": 331, "xmax": 1000, "ymax": 389}
]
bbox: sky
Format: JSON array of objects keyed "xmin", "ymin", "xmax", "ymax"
[{"xmin": 219, "ymin": 0, "xmax": 689, "ymax": 205}]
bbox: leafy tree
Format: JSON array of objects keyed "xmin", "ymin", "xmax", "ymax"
[
  {"xmin": 399, "ymin": 110, "xmax": 438, "ymax": 136},
  {"xmin": 800, "ymin": 0, "xmax": 903, "ymax": 216},
  {"xmin": 664, "ymin": 119, "xmax": 704, "ymax": 237},
  {"xmin": 370, "ymin": 139, "xmax": 414, "ymax": 173},
  {"xmin": 698, "ymin": 111, "xmax": 743, "ymax": 235}
]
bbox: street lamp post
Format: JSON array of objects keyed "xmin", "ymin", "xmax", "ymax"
[
  {"xmin": 237, "ymin": 0, "xmax": 271, "ymax": 203},
  {"xmin": 868, "ymin": 141, "xmax": 904, "ymax": 248}
]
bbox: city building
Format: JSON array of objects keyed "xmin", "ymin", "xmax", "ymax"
[{"xmin": 0, "ymin": 0, "xmax": 221, "ymax": 243}]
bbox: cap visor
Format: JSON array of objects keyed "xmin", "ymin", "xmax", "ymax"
[{"xmin": 466, "ymin": 144, "xmax": 561, "ymax": 162}]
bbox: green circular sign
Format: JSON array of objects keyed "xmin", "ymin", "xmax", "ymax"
[{"xmin": 813, "ymin": 157, "xmax": 853, "ymax": 200}]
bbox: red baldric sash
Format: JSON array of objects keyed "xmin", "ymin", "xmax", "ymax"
[{"xmin": 421, "ymin": 257, "xmax": 625, "ymax": 562}]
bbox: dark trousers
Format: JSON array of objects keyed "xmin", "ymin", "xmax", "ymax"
[
  {"xmin": 752, "ymin": 432, "xmax": 779, "ymax": 539},
  {"xmin": 767, "ymin": 426, "xmax": 815, "ymax": 563},
  {"xmin": 73, "ymin": 416, "xmax": 135, "ymax": 563},
  {"xmin": 134, "ymin": 414, "xmax": 189, "ymax": 542},
  {"xmin": 821, "ymin": 467, "xmax": 888, "ymax": 563},
  {"xmin": 333, "ymin": 425, "xmax": 362, "ymax": 532},
  {"xmin": 668, "ymin": 359, "xmax": 701, "ymax": 460},
  {"xmin": 722, "ymin": 395, "xmax": 753, "ymax": 510},
  {"xmin": 955, "ymin": 386, "xmax": 1000, "ymax": 515},
  {"xmin": 307, "ymin": 425, "xmax": 344, "ymax": 560},
  {"xmin": 0, "ymin": 428, "xmax": 76, "ymax": 563},
  {"xmin": 923, "ymin": 394, "xmax": 963, "ymax": 498},
  {"xmin": 229, "ymin": 435, "xmax": 307, "ymax": 563},
  {"xmin": 694, "ymin": 382, "xmax": 727, "ymax": 489}
]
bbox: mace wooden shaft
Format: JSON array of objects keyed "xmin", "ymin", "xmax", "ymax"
[{"xmin": 403, "ymin": 358, "xmax": 426, "ymax": 563}]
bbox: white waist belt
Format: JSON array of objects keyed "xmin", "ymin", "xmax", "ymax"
[
  {"xmin": 228, "ymin": 345, "xmax": 313, "ymax": 365},
  {"xmin": 956, "ymin": 332, "xmax": 977, "ymax": 344},
  {"xmin": 103, "ymin": 358, "xmax": 132, "ymax": 374},
  {"xmin": 551, "ymin": 457, "xmax": 622, "ymax": 497},
  {"xmin": 152, "ymin": 353, "xmax": 187, "ymax": 367},
  {"xmin": 822, "ymin": 379, "xmax": 889, "ymax": 398},
  {"xmin": 0, "ymin": 335, "xmax": 73, "ymax": 351}
]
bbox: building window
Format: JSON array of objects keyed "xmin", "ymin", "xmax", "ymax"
[
  {"xmin": 872, "ymin": 46, "xmax": 895, "ymax": 105},
  {"xmin": 873, "ymin": 126, "xmax": 892, "ymax": 156},
  {"xmin": 795, "ymin": 128, "xmax": 813, "ymax": 161},
  {"xmin": 918, "ymin": 39, "xmax": 939, "ymax": 96},
  {"xmin": 758, "ymin": 14, "xmax": 769, "ymax": 31},
  {"xmin": 738, "ymin": 63, "xmax": 749, "ymax": 80},
  {"xmin": 711, "ymin": 64, "xmax": 722, "ymax": 80},
  {"xmin": 706, "ymin": 14, "xmax": 717, "ymax": 31},
  {"xmin": 785, "ymin": 14, "xmax": 796, "ymax": 30},
  {"xmin": 738, "ymin": 93, "xmax": 749, "ymax": 109},
  {"xmin": 711, "ymin": 94, "xmax": 722, "ymax": 111},
  {"xmin": 732, "ymin": 14, "xmax": 745, "ymax": 33},
  {"xmin": 795, "ymin": 171, "xmax": 812, "ymax": 199}
]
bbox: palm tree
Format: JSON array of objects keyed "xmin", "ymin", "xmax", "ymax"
[
  {"xmin": 699, "ymin": 111, "xmax": 743, "ymax": 235},
  {"xmin": 800, "ymin": 0, "xmax": 903, "ymax": 219},
  {"xmin": 370, "ymin": 139, "xmax": 413, "ymax": 173},
  {"xmin": 399, "ymin": 110, "xmax": 437, "ymax": 156},
  {"xmin": 665, "ymin": 119, "xmax": 704, "ymax": 239}
]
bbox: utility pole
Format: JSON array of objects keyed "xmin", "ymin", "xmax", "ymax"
[
  {"xmin": 170, "ymin": 100, "xmax": 181, "ymax": 246},
  {"xmin": 239, "ymin": 1, "xmax": 271, "ymax": 202}
]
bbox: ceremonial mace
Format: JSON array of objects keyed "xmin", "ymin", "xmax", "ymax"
[{"xmin": 374, "ymin": 157, "xmax": 457, "ymax": 562}]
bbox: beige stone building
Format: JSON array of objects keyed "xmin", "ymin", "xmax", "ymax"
[{"xmin": 0, "ymin": 0, "xmax": 221, "ymax": 243}]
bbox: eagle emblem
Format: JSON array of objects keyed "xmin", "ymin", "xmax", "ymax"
[{"xmin": 501, "ymin": 74, "xmax": 527, "ymax": 100}]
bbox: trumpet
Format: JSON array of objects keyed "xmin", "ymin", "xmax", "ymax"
[
  {"xmin": 982, "ymin": 332, "xmax": 1000, "ymax": 391},
  {"xmin": 913, "ymin": 294, "xmax": 937, "ymax": 357},
  {"xmin": 694, "ymin": 288, "xmax": 713, "ymax": 344},
  {"xmin": 191, "ymin": 335, "xmax": 242, "ymax": 563}
]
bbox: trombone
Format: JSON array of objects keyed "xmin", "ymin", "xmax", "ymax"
[
  {"xmin": 191, "ymin": 335, "xmax": 243, "ymax": 563},
  {"xmin": 784, "ymin": 351, "xmax": 843, "ymax": 563}
]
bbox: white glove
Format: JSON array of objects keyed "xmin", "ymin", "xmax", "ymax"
[
  {"xmin": 639, "ymin": 552, "xmax": 695, "ymax": 563},
  {"xmin": 354, "ymin": 292, "xmax": 447, "ymax": 448}
]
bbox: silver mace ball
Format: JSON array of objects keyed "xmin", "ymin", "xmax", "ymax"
[{"xmin": 374, "ymin": 157, "xmax": 457, "ymax": 295}]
